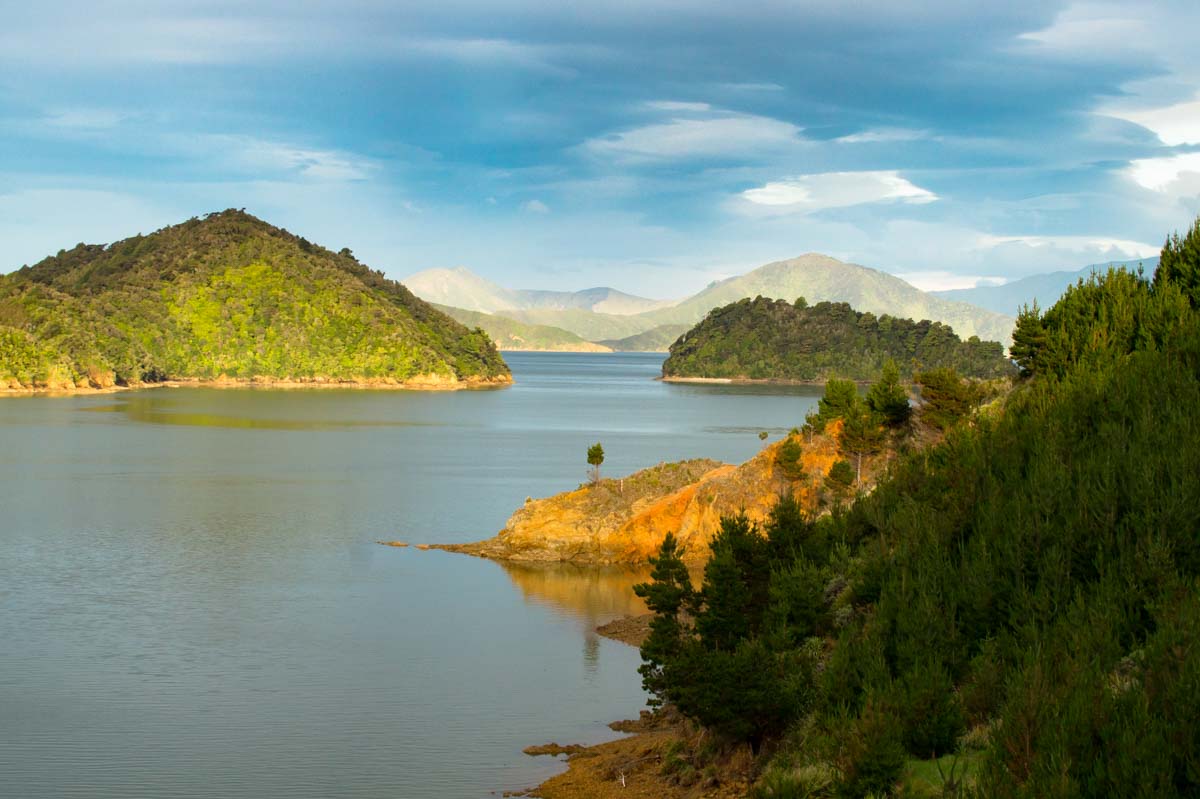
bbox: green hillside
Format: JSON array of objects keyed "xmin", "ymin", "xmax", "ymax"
[
  {"xmin": 663, "ymin": 296, "xmax": 1013, "ymax": 381},
  {"xmin": 433, "ymin": 304, "xmax": 611, "ymax": 351},
  {"xmin": 599, "ymin": 323, "xmax": 691, "ymax": 352},
  {"xmin": 639, "ymin": 254, "xmax": 1014, "ymax": 344},
  {"xmin": 492, "ymin": 307, "xmax": 657, "ymax": 341},
  {"xmin": 0, "ymin": 210, "xmax": 510, "ymax": 391},
  {"xmin": 636, "ymin": 221, "xmax": 1200, "ymax": 797}
]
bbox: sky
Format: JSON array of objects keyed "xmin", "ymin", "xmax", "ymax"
[{"xmin": 2, "ymin": 0, "xmax": 1199, "ymax": 297}]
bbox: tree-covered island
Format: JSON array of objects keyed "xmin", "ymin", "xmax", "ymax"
[
  {"xmin": 0, "ymin": 210, "xmax": 511, "ymax": 391},
  {"xmin": 662, "ymin": 296, "xmax": 1014, "ymax": 383}
]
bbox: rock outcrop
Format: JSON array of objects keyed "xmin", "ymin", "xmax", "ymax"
[{"xmin": 437, "ymin": 431, "xmax": 854, "ymax": 565}]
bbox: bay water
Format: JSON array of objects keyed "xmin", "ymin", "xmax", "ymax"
[{"xmin": 0, "ymin": 353, "xmax": 820, "ymax": 798}]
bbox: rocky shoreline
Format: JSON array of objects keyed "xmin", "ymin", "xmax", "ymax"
[
  {"xmin": 436, "ymin": 432, "xmax": 846, "ymax": 566},
  {"xmin": 660, "ymin": 374, "xmax": 867, "ymax": 386},
  {"xmin": 1, "ymin": 372, "xmax": 513, "ymax": 397}
]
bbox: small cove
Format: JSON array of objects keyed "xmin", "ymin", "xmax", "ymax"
[{"xmin": 0, "ymin": 352, "xmax": 821, "ymax": 798}]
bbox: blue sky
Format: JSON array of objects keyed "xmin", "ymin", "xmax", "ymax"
[{"xmin": 2, "ymin": 1, "xmax": 1199, "ymax": 297}]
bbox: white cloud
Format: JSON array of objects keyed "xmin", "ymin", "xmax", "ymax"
[
  {"xmin": 1109, "ymin": 96, "xmax": 1200, "ymax": 146},
  {"xmin": 1017, "ymin": 3, "xmax": 1151, "ymax": 57},
  {"xmin": 644, "ymin": 101, "xmax": 712, "ymax": 112},
  {"xmin": 43, "ymin": 109, "xmax": 130, "ymax": 130},
  {"xmin": 977, "ymin": 233, "xmax": 1158, "ymax": 257},
  {"xmin": 192, "ymin": 136, "xmax": 375, "ymax": 181},
  {"xmin": 585, "ymin": 113, "xmax": 803, "ymax": 161},
  {"xmin": 521, "ymin": 199, "xmax": 550, "ymax": 213},
  {"xmin": 894, "ymin": 271, "xmax": 1007, "ymax": 292},
  {"xmin": 836, "ymin": 128, "xmax": 929, "ymax": 144},
  {"xmin": 1126, "ymin": 151, "xmax": 1200, "ymax": 191},
  {"xmin": 739, "ymin": 171, "xmax": 937, "ymax": 212},
  {"xmin": 716, "ymin": 82, "xmax": 785, "ymax": 92}
]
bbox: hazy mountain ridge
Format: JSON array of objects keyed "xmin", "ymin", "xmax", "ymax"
[
  {"xmin": 407, "ymin": 254, "xmax": 1017, "ymax": 348},
  {"xmin": 404, "ymin": 267, "xmax": 672, "ymax": 316},
  {"xmin": 933, "ymin": 257, "xmax": 1161, "ymax": 315},
  {"xmin": 434, "ymin": 304, "xmax": 612, "ymax": 352},
  {"xmin": 638, "ymin": 254, "xmax": 1015, "ymax": 344},
  {"xmin": 0, "ymin": 211, "xmax": 510, "ymax": 391}
]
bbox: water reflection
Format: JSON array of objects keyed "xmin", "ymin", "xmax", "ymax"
[
  {"xmin": 499, "ymin": 562, "xmax": 651, "ymax": 674},
  {"xmin": 83, "ymin": 394, "xmax": 439, "ymax": 430},
  {"xmin": 499, "ymin": 561, "xmax": 652, "ymax": 624}
]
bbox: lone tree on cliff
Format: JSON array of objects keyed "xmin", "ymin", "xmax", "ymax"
[{"xmin": 587, "ymin": 442, "xmax": 605, "ymax": 485}]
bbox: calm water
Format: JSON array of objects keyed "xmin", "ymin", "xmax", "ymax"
[{"xmin": 0, "ymin": 353, "xmax": 820, "ymax": 798}]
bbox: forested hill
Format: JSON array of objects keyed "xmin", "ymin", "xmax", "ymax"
[
  {"xmin": 662, "ymin": 296, "xmax": 1013, "ymax": 381},
  {"xmin": 634, "ymin": 219, "xmax": 1200, "ymax": 797},
  {"xmin": 0, "ymin": 210, "xmax": 510, "ymax": 391}
]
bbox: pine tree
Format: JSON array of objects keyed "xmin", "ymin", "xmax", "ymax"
[
  {"xmin": 915, "ymin": 368, "xmax": 979, "ymax": 430},
  {"xmin": 775, "ymin": 435, "xmax": 805, "ymax": 481},
  {"xmin": 865, "ymin": 358, "xmax": 911, "ymax": 427},
  {"xmin": 695, "ymin": 546, "xmax": 751, "ymax": 651},
  {"xmin": 1154, "ymin": 216, "xmax": 1200, "ymax": 307},
  {"xmin": 633, "ymin": 533, "xmax": 694, "ymax": 704},
  {"xmin": 819, "ymin": 378, "xmax": 860, "ymax": 421},
  {"xmin": 839, "ymin": 404, "xmax": 885, "ymax": 483},
  {"xmin": 1010, "ymin": 301, "xmax": 1045, "ymax": 375},
  {"xmin": 586, "ymin": 442, "xmax": 604, "ymax": 485}
]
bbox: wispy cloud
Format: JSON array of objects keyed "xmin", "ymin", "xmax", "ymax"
[
  {"xmin": 738, "ymin": 171, "xmax": 937, "ymax": 213},
  {"xmin": 521, "ymin": 199, "xmax": 550, "ymax": 213},
  {"xmin": 1109, "ymin": 96, "xmax": 1200, "ymax": 146},
  {"xmin": 894, "ymin": 271, "xmax": 1007, "ymax": 292},
  {"xmin": 644, "ymin": 101, "xmax": 712, "ymax": 112},
  {"xmin": 585, "ymin": 112, "xmax": 803, "ymax": 162},
  {"xmin": 836, "ymin": 128, "xmax": 929, "ymax": 144},
  {"xmin": 977, "ymin": 233, "xmax": 1158, "ymax": 257}
]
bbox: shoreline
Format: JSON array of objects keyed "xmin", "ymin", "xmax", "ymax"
[
  {"xmin": 660, "ymin": 374, "xmax": 866, "ymax": 386},
  {"xmin": 0, "ymin": 373, "xmax": 513, "ymax": 397},
  {"xmin": 518, "ymin": 614, "xmax": 751, "ymax": 799},
  {"xmin": 500, "ymin": 348, "xmax": 668, "ymax": 354}
]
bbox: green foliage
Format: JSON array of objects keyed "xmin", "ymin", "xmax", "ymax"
[
  {"xmin": 866, "ymin": 359, "xmax": 912, "ymax": 427},
  {"xmin": 1154, "ymin": 215, "xmax": 1200, "ymax": 307},
  {"xmin": 644, "ymin": 257, "xmax": 1200, "ymax": 798},
  {"xmin": 669, "ymin": 637, "xmax": 814, "ymax": 750},
  {"xmin": 633, "ymin": 533, "xmax": 695, "ymax": 705},
  {"xmin": 837, "ymin": 700, "xmax": 907, "ymax": 799},
  {"xmin": 1010, "ymin": 266, "xmax": 1190, "ymax": 379},
  {"xmin": 826, "ymin": 460, "xmax": 855, "ymax": 490},
  {"xmin": 1008, "ymin": 302, "xmax": 1044, "ymax": 375},
  {"xmin": 820, "ymin": 378, "xmax": 861, "ymax": 421},
  {"xmin": 893, "ymin": 659, "xmax": 965, "ymax": 758},
  {"xmin": 0, "ymin": 210, "xmax": 509, "ymax": 388},
  {"xmin": 777, "ymin": 436, "xmax": 806, "ymax": 481},
  {"xmin": 586, "ymin": 442, "xmax": 605, "ymax": 484},
  {"xmin": 663, "ymin": 297, "xmax": 1013, "ymax": 382},
  {"xmin": 838, "ymin": 405, "xmax": 886, "ymax": 483},
  {"xmin": 914, "ymin": 368, "xmax": 980, "ymax": 430}
]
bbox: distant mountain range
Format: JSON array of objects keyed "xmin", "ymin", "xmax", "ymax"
[
  {"xmin": 405, "ymin": 254, "xmax": 1016, "ymax": 352},
  {"xmin": 933, "ymin": 257, "xmax": 1160, "ymax": 316},
  {"xmin": 404, "ymin": 267, "xmax": 673, "ymax": 315}
]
